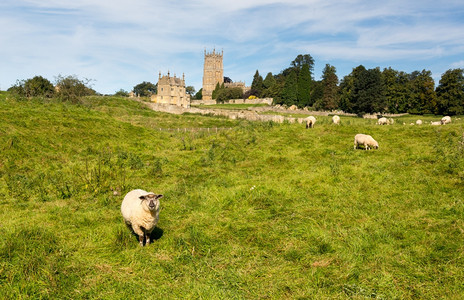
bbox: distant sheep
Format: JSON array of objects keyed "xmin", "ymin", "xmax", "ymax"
[
  {"xmin": 121, "ymin": 189, "xmax": 163, "ymax": 246},
  {"xmin": 305, "ymin": 116, "xmax": 316, "ymax": 128},
  {"xmin": 354, "ymin": 134, "xmax": 379, "ymax": 150},
  {"xmin": 416, "ymin": 120, "xmax": 423, "ymax": 125},
  {"xmin": 332, "ymin": 115, "xmax": 340, "ymax": 125},
  {"xmin": 441, "ymin": 116, "xmax": 451, "ymax": 124},
  {"xmin": 378, "ymin": 117, "xmax": 388, "ymax": 125},
  {"xmin": 431, "ymin": 121, "xmax": 442, "ymax": 126}
]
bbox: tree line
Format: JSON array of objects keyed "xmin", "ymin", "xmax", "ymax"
[
  {"xmin": 247, "ymin": 54, "xmax": 464, "ymax": 115},
  {"xmin": 7, "ymin": 75, "xmax": 96, "ymax": 103}
]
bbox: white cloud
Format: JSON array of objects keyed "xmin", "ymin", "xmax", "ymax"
[
  {"xmin": 1, "ymin": 0, "xmax": 464, "ymax": 93},
  {"xmin": 451, "ymin": 60, "xmax": 464, "ymax": 68}
]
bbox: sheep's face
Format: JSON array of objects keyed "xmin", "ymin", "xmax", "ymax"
[{"xmin": 140, "ymin": 193, "xmax": 163, "ymax": 212}]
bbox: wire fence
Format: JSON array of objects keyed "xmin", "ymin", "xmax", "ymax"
[{"xmin": 153, "ymin": 127, "xmax": 234, "ymax": 133}]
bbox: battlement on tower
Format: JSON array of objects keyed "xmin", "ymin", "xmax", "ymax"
[{"xmin": 204, "ymin": 49, "xmax": 223, "ymax": 58}]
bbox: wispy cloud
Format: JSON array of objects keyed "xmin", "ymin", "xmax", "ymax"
[{"xmin": 1, "ymin": 0, "xmax": 463, "ymax": 93}]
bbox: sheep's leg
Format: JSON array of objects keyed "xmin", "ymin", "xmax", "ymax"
[
  {"xmin": 133, "ymin": 226, "xmax": 145, "ymax": 246},
  {"xmin": 145, "ymin": 229, "xmax": 151, "ymax": 245}
]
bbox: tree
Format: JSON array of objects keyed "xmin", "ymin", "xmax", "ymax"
[
  {"xmin": 55, "ymin": 75, "xmax": 96, "ymax": 103},
  {"xmin": 8, "ymin": 76, "xmax": 55, "ymax": 98},
  {"xmin": 436, "ymin": 68, "xmax": 464, "ymax": 115},
  {"xmin": 339, "ymin": 66, "xmax": 365, "ymax": 113},
  {"xmin": 243, "ymin": 89, "xmax": 260, "ymax": 99},
  {"xmin": 212, "ymin": 82, "xmax": 224, "ymax": 99},
  {"xmin": 216, "ymin": 87, "xmax": 243, "ymax": 103},
  {"xmin": 311, "ymin": 80, "xmax": 324, "ymax": 109},
  {"xmin": 281, "ymin": 69, "xmax": 298, "ymax": 106},
  {"xmin": 263, "ymin": 72, "xmax": 275, "ymax": 89},
  {"xmin": 316, "ymin": 64, "xmax": 339, "ymax": 110},
  {"xmin": 339, "ymin": 66, "xmax": 385, "ymax": 114},
  {"xmin": 133, "ymin": 81, "xmax": 157, "ymax": 97},
  {"xmin": 291, "ymin": 54, "xmax": 315, "ymax": 73},
  {"xmin": 194, "ymin": 88, "xmax": 202, "ymax": 100},
  {"xmin": 251, "ymin": 70, "xmax": 264, "ymax": 96},
  {"xmin": 24, "ymin": 76, "xmax": 55, "ymax": 98},
  {"xmin": 297, "ymin": 64, "xmax": 312, "ymax": 108},
  {"xmin": 185, "ymin": 86, "xmax": 196, "ymax": 98},
  {"xmin": 408, "ymin": 70, "xmax": 437, "ymax": 114},
  {"xmin": 353, "ymin": 67, "xmax": 385, "ymax": 114},
  {"xmin": 267, "ymin": 75, "xmax": 285, "ymax": 104},
  {"xmin": 382, "ymin": 68, "xmax": 409, "ymax": 113},
  {"xmin": 114, "ymin": 89, "xmax": 129, "ymax": 97}
]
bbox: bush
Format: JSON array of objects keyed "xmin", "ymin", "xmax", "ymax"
[
  {"xmin": 8, "ymin": 76, "xmax": 55, "ymax": 98},
  {"xmin": 55, "ymin": 75, "xmax": 96, "ymax": 103},
  {"xmin": 216, "ymin": 87, "xmax": 243, "ymax": 103}
]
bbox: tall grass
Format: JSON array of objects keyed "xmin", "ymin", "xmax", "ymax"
[{"xmin": 0, "ymin": 93, "xmax": 463, "ymax": 298}]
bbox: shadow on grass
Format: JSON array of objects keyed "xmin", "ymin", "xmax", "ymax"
[
  {"xmin": 115, "ymin": 225, "xmax": 164, "ymax": 249},
  {"xmin": 127, "ymin": 225, "xmax": 164, "ymax": 246}
]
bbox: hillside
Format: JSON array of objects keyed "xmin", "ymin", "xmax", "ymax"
[{"xmin": 1, "ymin": 93, "xmax": 463, "ymax": 298}]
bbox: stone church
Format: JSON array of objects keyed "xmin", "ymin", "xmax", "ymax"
[
  {"xmin": 202, "ymin": 49, "xmax": 224, "ymax": 100},
  {"xmin": 202, "ymin": 49, "xmax": 248, "ymax": 100}
]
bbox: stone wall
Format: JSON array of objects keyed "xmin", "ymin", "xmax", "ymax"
[
  {"xmin": 140, "ymin": 100, "xmax": 409, "ymax": 124},
  {"xmin": 191, "ymin": 98, "xmax": 273, "ymax": 106}
]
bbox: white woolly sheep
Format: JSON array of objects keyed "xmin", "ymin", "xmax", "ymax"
[
  {"xmin": 431, "ymin": 121, "xmax": 442, "ymax": 126},
  {"xmin": 378, "ymin": 117, "xmax": 388, "ymax": 125},
  {"xmin": 354, "ymin": 134, "xmax": 379, "ymax": 150},
  {"xmin": 441, "ymin": 116, "xmax": 451, "ymax": 124},
  {"xmin": 305, "ymin": 116, "xmax": 316, "ymax": 128},
  {"xmin": 121, "ymin": 189, "xmax": 163, "ymax": 246},
  {"xmin": 332, "ymin": 115, "xmax": 340, "ymax": 125},
  {"xmin": 416, "ymin": 120, "xmax": 423, "ymax": 125}
]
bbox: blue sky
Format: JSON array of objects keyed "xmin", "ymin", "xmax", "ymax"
[{"xmin": 1, "ymin": 0, "xmax": 463, "ymax": 94}]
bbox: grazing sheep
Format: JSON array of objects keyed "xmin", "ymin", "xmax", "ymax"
[
  {"xmin": 305, "ymin": 116, "xmax": 316, "ymax": 128},
  {"xmin": 121, "ymin": 189, "xmax": 163, "ymax": 246},
  {"xmin": 431, "ymin": 121, "xmax": 442, "ymax": 126},
  {"xmin": 378, "ymin": 117, "xmax": 388, "ymax": 125},
  {"xmin": 389, "ymin": 118, "xmax": 395, "ymax": 124},
  {"xmin": 441, "ymin": 116, "xmax": 451, "ymax": 124},
  {"xmin": 354, "ymin": 134, "xmax": 379, "ymax": 150},
  {"xmin": 332, "ymin": 115, "xmax": 340, "ymax": 125},
  {"xmin": 416, "ymin": 120, "xmax": 423, "ymax": 125}
]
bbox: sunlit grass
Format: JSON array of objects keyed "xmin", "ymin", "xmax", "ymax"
[{"xmin": 1, "ymin": 93, "xmax": 463, "ymax": 298}]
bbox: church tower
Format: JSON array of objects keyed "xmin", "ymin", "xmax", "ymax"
[{"xmin": 202, "ymin": 49, "xmax": 223, "ymax": 100}]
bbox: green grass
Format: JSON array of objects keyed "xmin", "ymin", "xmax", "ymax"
[{"xmin": 1, "ymin": 93, "xmax": 463, "ymax": 299}]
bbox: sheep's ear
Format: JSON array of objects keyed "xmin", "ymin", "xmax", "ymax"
[
  {"xmin": 139, "ymin": 195, "xmax": 146, "ymax": 200},
  {"xmin": 155, "ymin": 194, "xmax": 163, "ymax": 200}
]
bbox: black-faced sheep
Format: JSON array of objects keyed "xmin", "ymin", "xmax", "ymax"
[{"xmin": 121, "ymin": 189, "xmax": 163, "ymax": 246}]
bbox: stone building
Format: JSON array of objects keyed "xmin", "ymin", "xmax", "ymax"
[
  {"xmin": 202, "ymin": 49, "xmax": 224, "ymax": 100},
  {"xmin": 225, "ymin": 81, "xmax": 248, "ymax": 94},
  {"xmin": 152, "ymin": 71, "xmax": 190, "ymax": 108}
]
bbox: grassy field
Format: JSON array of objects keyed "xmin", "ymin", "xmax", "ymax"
[{"xmin": 1, "ymin": 93, "xmax": 463, "ymax": 299}]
